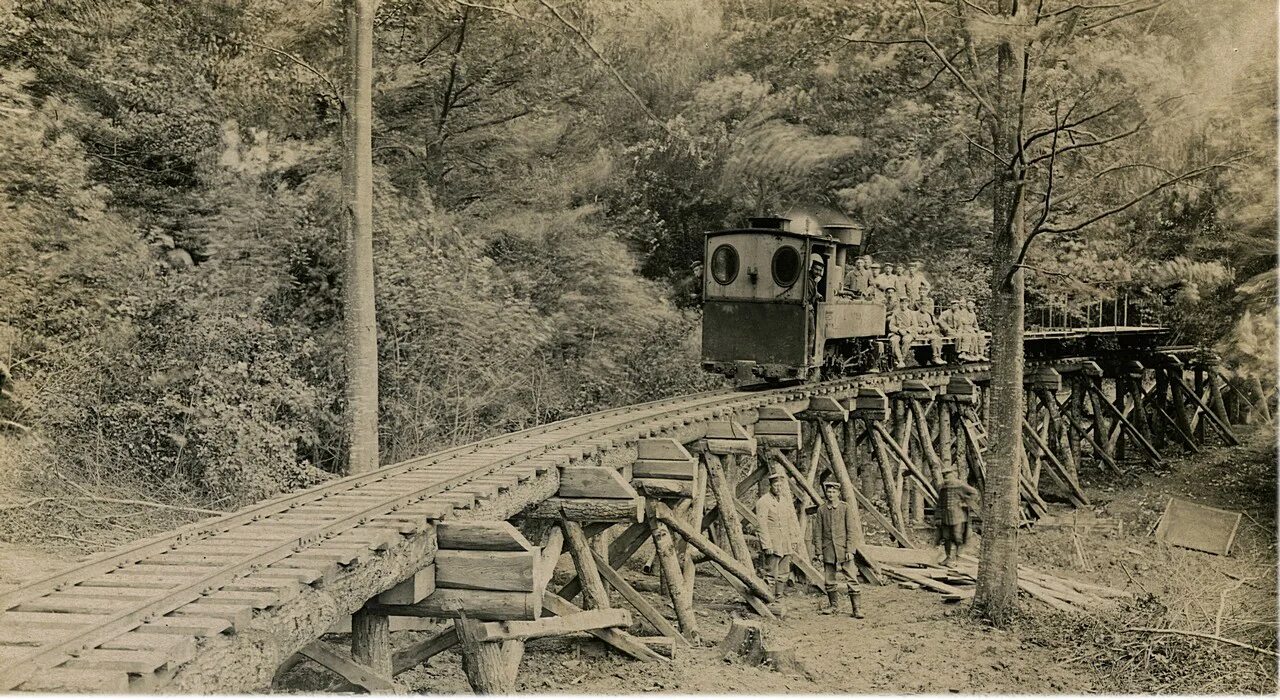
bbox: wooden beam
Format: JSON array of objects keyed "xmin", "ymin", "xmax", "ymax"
[
  {"xmin": 650, "ymin": 502, "xmax": 773, "ymax": 603},
  {"xmin": 591, "ymin": 549, "xmax": 688, "ymax": 646},
  {"xmin": 455, "ymin": 616, "xmax": 523, "ymax": 694},
  {"xmin": 351, "ymin": 604, "xmax": 391, "ymax": 679},
  {"xmin": 559, "ymin": 467, "xmax": 638, "ymax": 499},
  {"xmin": 1087, "ymin": 382, "xmax": 1165, "ymax": 468},
  {"xmin": 470, "ymin": 609, "xmax": 631, "ymax": 643},
  {"xmin": 561, "ymin": 520, "xmax": 610, "ymax": 610},
  {"xmin": 437, "ymin": 521, "xmax": 533, "ymax": 551},
  {"xmin": 528, "ymin": 496, "xmax": 643, "ymax": 522},
  {"xmin": 557, "ymin": 521, "xmax": 648, "ymax": 602},
  {"xmin": 434, "ymin": 550, "xmax": 537, "ymax": 592},
  {"xmin": 1021, "ymin": 418, "xmax": 1088, "ymax": 507},
  {"xmin": 1169, "ymin": 374, "xmax": 1239, "ymax": 445},
  {"xmin": 299, "ymin": 641, "xmax": 396, "ymax": 693},
  {"xmin": 392, "ymin": 626, "xmax": 457, "ymax": 674},
  {"xmin": 870, "ymin": 422, "xmax": 938, "ymax": 503},
  {"xmin": 542, "ymin": 593, "xmax": 666, "ymax": 663},
  {"xmin": 377, "ymin": 565, "xmax": 436, "ymax": 605},
  {"xmin": 644, "ymin": 502, "xmax": 700, "ymax": 641},
  {"xmin": 368, "ymin": 589, "xmax": 540, "ymax": 621}
]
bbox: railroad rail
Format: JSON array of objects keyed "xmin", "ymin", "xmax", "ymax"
[{"xmin": 0, "ymin": 345, "xmax": 1240, "ymax": 693}]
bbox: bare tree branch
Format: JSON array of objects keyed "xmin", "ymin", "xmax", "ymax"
[
  {"xmin": 1033, "ymin": 101, "xmax": 1062, "ymax": 233},
  {"xmin": 530, "ymin": 0, "xmax": 666, "ymax": 129},
  {"xmin": 1025, "ymin": 120, "xmax": 1144, "ymax": 167},
  {"xmin": 241, "ymin": 39, "xmax": 342, "ymax": 104},
  {"xmin": 1079, "ymin": 2, "xmax": 1166, "ymax": 31},
  {"xmin": 1001, "ymin": 155, "xmax": 1246, "ymax": 287}
]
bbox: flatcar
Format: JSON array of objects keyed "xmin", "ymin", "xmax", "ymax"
[{"xmin": 701, "ymin": 207, "xmax": 885, "ymax": 382}]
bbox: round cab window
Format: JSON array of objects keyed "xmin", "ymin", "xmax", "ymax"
[
  {"xmin": 771, "ymin": 245, "xmax": 802, "ymax": 287},
  {"xmin": 710, "ymin": 244, "xmax": 739, "ymax": 285}
]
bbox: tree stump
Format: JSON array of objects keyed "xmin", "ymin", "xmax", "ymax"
[{"xmin": 717, "ymin": 618, "xmax": 810, "ymax": 678}]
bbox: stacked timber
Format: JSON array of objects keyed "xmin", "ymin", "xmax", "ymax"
[
  {"xmin": 864, "ymin": 546, "xmax": 1131, "ymax": 614},
  {"xmin": 631, "ymin": 439, "xmax": 697, "ymax": 500},
  {"xmin": 695, "ymin": 420, "xmax": 755, "ymax": 456},
  {"xmin": 753, "ymin": 407, "xmax": 801, "ymax": 450},
  {"xmin": 528, "ymin": 466, "xmax": 643, "ymax": 522},
  {"xmin": 370, "ymin": 521, "xmax": 543, "ymax": 621}
]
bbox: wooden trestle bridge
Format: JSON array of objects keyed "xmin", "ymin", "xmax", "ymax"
[{"xmin": 0, "ymin": 343, "xmax": 1263, "ymax": 694}]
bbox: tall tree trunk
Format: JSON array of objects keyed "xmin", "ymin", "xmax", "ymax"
[
  {"xmin": 974, "ymin": 1, "xmax": 1026, "ymax": 625},
  {"xmin": 343, "ymin": 0, "xmax": 379, "ymax": 474}
]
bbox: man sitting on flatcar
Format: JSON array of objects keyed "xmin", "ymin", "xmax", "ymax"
[
  {"xmin": 964, "ymin": 300, "xmax": 988, "ymax": 360},
  {"xmin": 841, "ymin": 255, "xmax": 874, "ymax": 298},
  {"xmin": 886, "ymin": 295, "xmax": 914, "ymax": 369},
  {"xmin": 912, "ymin": 299, "xmax": 946, "ymax": 366},
  {"xmin": 939, "ymin": 299, "xmax": 970, "ymax": 361}
]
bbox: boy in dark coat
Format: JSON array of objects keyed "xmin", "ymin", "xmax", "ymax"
[{"xmin": 810, "ymin": 480, "xmax": 864, "ymax": 618}]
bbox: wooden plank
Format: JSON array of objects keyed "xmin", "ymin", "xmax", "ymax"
[
  {"xmin": 591, "ymin": 550, "xmax": 688, "ymax": 645},
  {"xmin": 63, "ymin": 648, "xmax": 169, "ymax": 674},
  {"xmin": 299, "ymin": 641, "xmax": 397, "ymax": 693},
  {"xmin": 559, "ymin": 467, "xmax": 638, "ymax": 499},
  {"xmin": 541, "ymin": 593, "xmax": 665, "ymax": 663},
  {"xmin": 18, "ymin": 668, "xmax": 129, "ymax": 694},
  {"xmin": 392, "ymin": 626, "xmax": 458, "ymax": 674},
  {"xmin": 370, "ymin": 589, "xmax": 540, "ymax": 621},
  {"xmin": 636, "ymin": 439, "xmax": 693, "ymax": 461},
  {"xmin": 472, "ymin": 608, "xmax": 631, "ymax": 643},
  {"xmin": 632, "ymin": 459, "xmax": 697, "ymax": 480},
  {"xmin": 433, "ymin": 550, "xmax": 537, "ymax": 593},
  {"xmin": 377, "ymin": 565, "xmax": 436, "ymax": 605},
  {"xmin": 437, "ymin": 521, "xmax": 533, "ymax": 551}
]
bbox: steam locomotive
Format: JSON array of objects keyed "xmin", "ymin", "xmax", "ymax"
[
  {"xmin": 701, "ymin": 207, "xmax": 891, "ymax": 383},
  {"xmin": 699, "ymin": 207, "xmax": 1171, "ymax": 383}
]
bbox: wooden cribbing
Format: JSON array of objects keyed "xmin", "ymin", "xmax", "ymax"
[{"xmin": 650, "ymin": 502, "xmax": 773, "ymax": 603}]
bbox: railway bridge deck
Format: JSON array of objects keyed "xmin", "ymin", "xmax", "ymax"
[{"xmin": 0, "ymin": 344, "xmax": 1260, "ymax": 694}]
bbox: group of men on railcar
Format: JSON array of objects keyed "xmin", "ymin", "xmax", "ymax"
[{"xmin": 820, "ymin": 255, "xmax": 987, "ymax": 369}]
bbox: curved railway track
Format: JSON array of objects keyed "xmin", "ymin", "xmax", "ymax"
[{"xmin": 1, "ymin": 350, "xmax": 1182, "ymax": 692}]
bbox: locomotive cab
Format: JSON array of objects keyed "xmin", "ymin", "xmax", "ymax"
[{"xmin": 701, "ymin": 209, "xmax": 886, "ymax": 382}]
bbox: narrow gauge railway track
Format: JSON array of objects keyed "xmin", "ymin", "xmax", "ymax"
[{"xmin": 0, "ymin": 354, "xmax": 1131, "ymax": 692}]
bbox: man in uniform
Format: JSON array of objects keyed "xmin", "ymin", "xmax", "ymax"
[
  {"xmin": 866, "ymin": 262, "xmax": 883, "ymax": 301},
  {"xmin": 936, "ymin": 467, "xmax": 981, "ymax": 567},
  {"xmin": 875, "ymin": 262, "xmax": 900, "ymax": 300},
  {"xmin": 964, "ymin": 300, "xmax": 988, "ymax": 360},
  {"xmin": 914, "ymin": 298, "xmax": 946, "ymax": 365},
  {"xmin": 886, "ymin": 295, "xmax": 914, "ymax": 369},
  {"xmin": 810, "ymin": 480, "xmax": 864, "ymax": 618},
  {"xmin": 938, "ymin": 299, "xmax": 968, "ymax": 360},
  {"xmin": 903, "ymin": 260, "xmax": 932, "ymax": 303},
  {"xmin": 841, "ymin": 255, "xmax": 873, "ymax": 298},
  {"xmin": 755, "ymin": 472, "xmax": 801, "ymax": 598}
]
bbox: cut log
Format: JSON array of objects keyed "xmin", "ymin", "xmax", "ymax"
[
  {"xmin": 560, "ymin": 520, "xmax": 610, "ymax": 610},
  {"xmin": 633, "ymin": 459, "xmax": 697, "ymax": 480},
  {"xmin": 591, "ymin": 549, "xmax": 687, "ymax": 645},
  {"xmin": 718, "ymin": 618, "xmax": 809, "ymax": 677},
  {"xmin": 542, "ymin": 592, "xmax": 666, "ymax": 663},
  {"xmin": 645, "ymin": 501, "xmax": 700, "ymax": 641},
  {"xmin": 434, "ymin": 549, "xmax": 537, "ymax": 592},
  {"xmin": 437, "ymin": 521, "xmax": 533, "ymax": 552},
  {"xmin": 528, "ymin": 496, "xmax": 644, "ymax": 523},
  {"xmin": 637, "ymin": 438, "xmax": 693, "ymax": 461},
  {"xmin": 633, "ymin": 478, "xmax": 693, "ymax": 499}
]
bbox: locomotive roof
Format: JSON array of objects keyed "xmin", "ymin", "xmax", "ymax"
[{"xmin": 705, "ymin": 227, "xmax": 844, "ymax": 241}]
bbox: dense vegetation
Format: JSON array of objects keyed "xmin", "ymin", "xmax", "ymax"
[{"xmin": 0, "ymin": 0, "xmax": 1273, "ymax": 526}]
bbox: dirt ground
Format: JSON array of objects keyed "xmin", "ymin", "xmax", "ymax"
[{"xmin": 6, "ymin": 422, "xmax": 1275, "ymax": 694}]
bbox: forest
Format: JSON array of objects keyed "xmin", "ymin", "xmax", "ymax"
[{"xmin": 0, "ymin": 0, "xmax": 1274, "ymax": 547}]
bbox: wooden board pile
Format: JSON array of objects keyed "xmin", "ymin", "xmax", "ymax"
[{"xmin": 866, "ymin": 546, "xmax": 1131, "ymax": 614}]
